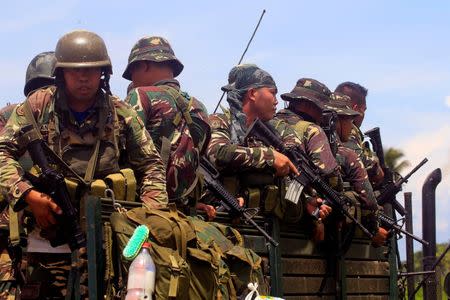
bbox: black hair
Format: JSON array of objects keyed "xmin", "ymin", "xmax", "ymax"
[{"xmin": 335, "ymin": 81, "xmax": 368, "ymax": 105}]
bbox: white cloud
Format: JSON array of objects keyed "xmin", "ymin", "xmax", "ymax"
[{"xmin": 446, "ymin": 96, "xmax": 450, "ymax": 108}]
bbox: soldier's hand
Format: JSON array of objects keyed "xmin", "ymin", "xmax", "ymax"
[
  {"xmin": 196, "ymin": 203, "xmax": 217, "ymax": 221},
  {"xmin": 24, "ymin": 189, "xmax": 62, "ymax": 229},
  {"xmin": 273, "ymin": 150, "xmax": 299, "ymax": 177},
  {"xmin": 371, "ymin": 227, "xmax": 389, "ymax": 247},
  {"xmin": 306, "ymin": 197, "xmax": 332, "ymax": 220}
]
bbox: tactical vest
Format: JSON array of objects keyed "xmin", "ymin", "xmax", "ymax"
[
  {"xmin": 222, "ymin": 111, "xmax": 291, "ymax": 221},
  {"xmin": 21, "ymin": 87, "xmax": 136, "ymax": 202}
]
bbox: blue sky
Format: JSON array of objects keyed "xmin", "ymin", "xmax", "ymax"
[{"xmin": 1, "ymin": 1, "xmax": 449, "ymax": 255}]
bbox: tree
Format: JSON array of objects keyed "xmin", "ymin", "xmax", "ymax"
[{"xmin": 384, "ymin": 147, "xmax": 410, "ymax": 174}]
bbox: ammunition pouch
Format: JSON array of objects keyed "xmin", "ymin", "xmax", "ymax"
[
  {"xmin": 64, "ymin": 168, "xmax": 137, "ymax": 202},
  {"xmin": 223, "ymin": 171, "xmax": 287, "ymax": 220}
]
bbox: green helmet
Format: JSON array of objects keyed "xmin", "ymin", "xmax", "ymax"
[
  {"xmin": 53, "ymin": 30, "xmax": 112, "ymax": 75},
  {"xmin": 24, "ymin": 51, "xmax": 56, "ymax": 96},
  {"xmin": 122, "ymin": 36, "xmax": 184, "ymax": 80}
]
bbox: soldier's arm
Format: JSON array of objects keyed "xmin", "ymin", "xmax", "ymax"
[
  {"xmin": 206, "ymin": 113, "xmax": 275, "ymax": 171},
  {"xmin": 344, "ymin": 126, "xmax": 384, "ymax": 184},
  {"xmin": 304, "ymin": 124, "xmax": 340, "ymax": 180},
  {"xmin": 0, "ymin": 104, "xmax": 35, "ymax": 209},
  {"xmin": 188, "ymin": 98, "xmax": 211, "ymax": 154},
  {"xmin": 339, "ymin": 147, "xmax": 378, "ymax": 211},
  {"xmin": 118, "ymin": 103, "xmax": 168, "ymax": 207}
]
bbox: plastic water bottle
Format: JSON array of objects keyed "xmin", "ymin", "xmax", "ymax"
[{"xmin": 125, "ymin": 242, "xmax": 156, "ymax": 300}]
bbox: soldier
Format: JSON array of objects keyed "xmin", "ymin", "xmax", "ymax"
[
  {"xmin": 207, "ymin": 64, "xmax": 331, "ymax": 225},
  {"xmin": 0, "ymin": 51, "xmax": 56, "ymax": 131},
  {"xmin": 0, "ymin": 51, "xmax": 56, "ymax": 299},
  {"xmin": 327, "ymin": 92, "xmax": 388, "ymax": 246},
  {"xmin": 275, "ymin": 78, "xmax": 342, "ymax": 188},
  {"xmin": 334, "ymin": 82, "xmax": 384, "ymax": 186},
  {"xmin": 0, "ymin": 30, "xmax": 167, "ymax": 297},
  {"xmin": 123, "ymin": 36, "xmax": 214, "ymax": 217}
]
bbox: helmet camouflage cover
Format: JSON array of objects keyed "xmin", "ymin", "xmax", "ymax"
[
  {"xmin": 53, "ymin": 30, "xmax": 112, "ymax": 75},
  {"xmin": 122, "ymin": 36, "xmax": 184, "ymax": 80},
  {"xmin": 281, "ymin": 78, "xmax": 331, "ymax": 110},
  {"xmin": 24, "ymin": 51, "xmax": 56, "ymax": 96},
  {"xmin": 327, "ymin": 92, "xmax": 361, "ymax": 117}
]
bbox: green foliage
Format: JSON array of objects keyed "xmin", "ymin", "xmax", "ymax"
[
  {"xmin": 402, "ymin": 242, "xmax": 450, "ymax": 299},
  {"xmin": 384, "ymin": 147, "xmax": 410, "ymax": 173}
]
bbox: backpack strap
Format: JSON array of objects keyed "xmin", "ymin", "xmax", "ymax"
[
  {"xmin": 168, "ymin": 255, "xmax": 181, "ymax": 298},
  {"xmin": 8, "ymin": 206, "xmax": 20, "ymax": 247}
]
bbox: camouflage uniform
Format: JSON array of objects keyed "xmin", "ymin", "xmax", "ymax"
[
  {"xmin": 0, "ymin": 52, "xmax": 56, "ymax": 299},
  {"xmin": 0, "ymin": 104, "xmax": 18, "ymax": 132},
  {"xmin": 0, "ymin": 86, "xmax": 167, "ymax": 209},
  {"xmin": 207, "ymin": 64, "xmax": 303, "ymax": 220},
  {"xmin": 0, "ymin": 30, "xmax": 167, "ymax": 298},
  {"xmin": 123, "ymin": 36, "xmax": 210, "ymax": 203},
  {"xmin": 276, "ymin": 78, "xmax": 341, "ymax": 185},
  {"xmin": 327, "ymin": 93, "xmax": 379, "ymax": 232},
  {"xmin": 345, "ymin": 124, "xmax": 384, "ymax": 182}
]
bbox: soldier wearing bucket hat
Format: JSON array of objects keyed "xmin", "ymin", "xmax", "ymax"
[
  {"xmin": 122, "ymin": 36, "xmax": 184, "ymax": 81},
  {"xmin": 335, "ymin": 82, "xmax": 384, "ymax": 186},
  {"xmin": 275, "ymin": 78, "xmax": 341, "ymax": 186},
  {"xmin": 327, "ymin": 92, "xmax": 388, "ymax": 246},
  {"xmin": 124, "ymin": 36, "xmax": 212, "ymax": 217}
]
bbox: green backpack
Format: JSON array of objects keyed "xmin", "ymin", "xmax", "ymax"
[{"xmin": 109, "ymin": 205, "xmax": 267, "ymax": 299}]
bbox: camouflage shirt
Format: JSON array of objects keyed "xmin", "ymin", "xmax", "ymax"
[
  {"xmin": 0, "ymin": 103, "xmax": 18, "ymax": 132},
  {"xmin": 125, "ymin": 79, "xmax": 210, "ymax": 200},
  {"xmin": 206, "ymin": 111, "xmax": 299, "ymax": 173},
  {"xmin": 275, "ymin": 109, "xmax": 340, "ymax": 178},
  {"xmin": 344, "ymin": 124, "xmax": 383, "ymax": 182},
  {"xmin": 335, "ymin": 142, "xmax": 377, "ymax": 211},
  {"xmin": 0, "ymin": 86, "xmax": 168, "ymax": 208}
]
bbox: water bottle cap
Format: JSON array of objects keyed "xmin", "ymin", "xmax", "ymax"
[{"xmin": 142, "ymin": 242, "xmax": 151, "ymax": 248}]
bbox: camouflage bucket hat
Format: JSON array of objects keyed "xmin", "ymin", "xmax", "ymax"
[
  {"xmin": 24, "ymin": 51, "xmax": 56, "ymax": 96},
  {"xmin": 220, "ymin": 63, "xmax": 277, "ymax": 93},
  {"xmin": 327, "ymin": 92, "xmax": 361, "ymax": 117},
  {"xmin": 281, "ymin": 78, "xmax": 331, "ymax": 110},
  {"xmin": 122, "ymin": 36, "xmax": 184, "ymax": 80}
]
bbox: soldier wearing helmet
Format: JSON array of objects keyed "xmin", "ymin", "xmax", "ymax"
[
  {"xmin": 0, "ymin": 51, "xmax": 56, "ymax": 132},
  {"xmin": 123, "ymin": 36, "xmax": 213, "ymax": 217},
  {"xmin": 0, "ymin": 30, "xmax": 167, "ymax": 298},
  {"xmin": 326, "ymin": 92, "xmax": 388, "ymax": 247}
]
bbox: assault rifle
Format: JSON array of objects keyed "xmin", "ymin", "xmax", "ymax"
[
  {"xmin": 20, "ymin": 125, "xmax": 86, "ymax": 251},
  {"xmin": 378, "ymin": 213, "xmax": 429, "ymax": 245},
  {"xmin": 246, "ymin": 119, "xmax": 374, "ymax": 239},
  {"xmin": 199, "ymin": 156, "xmax": 279, "ymax": 247},
  {"xmin": 321, "ymin": 110, "xmax": 338, "ymax": 156},
  {"xmin": 365, "ymin": 127, "xmax": 428, "ymax": 216}
]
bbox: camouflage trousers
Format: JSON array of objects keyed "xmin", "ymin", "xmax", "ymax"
[
  {"xmin": 22, "ymin": 251, "xmax": 88, "ymax": 300},
  {"xmin": 0, "ymin": 248, "xmax": 18, "ymax": 300}
]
